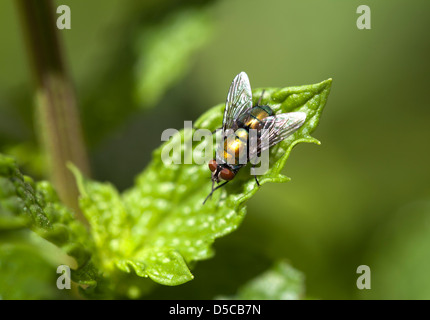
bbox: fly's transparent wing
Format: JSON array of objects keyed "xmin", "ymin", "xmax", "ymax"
[
  {"xmin": 222, "ymin": 72, "xmax": 253, "ymax": 130},
  {"xmin": 248, "ymin": 112, "xmax": 306, "ymax": 159}
]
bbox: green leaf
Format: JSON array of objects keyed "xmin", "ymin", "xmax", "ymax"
[
  {"xmin": 0, "ymin": 154, "xmax": 103, "ymax": 295},
  {"xmin": 217, "ymin": 260, "xmax": 306, "ymax": 300},
  {"xmin": 134, "ymin": 8, "xmax": 212, "ymax": 108},
  {"xmin": 2, "ymin": 142, "xmax": 46, "ymax": 178},
  {"xmin": 79, "ymin": 2, "xmax": 215, "ymax": 147},
  {"xmin": 0, "ymin": 242, "xmax": 68, "ymax": 299},
  {"xmin": 71, "ymin": 78, "xmax": 332, "ymax": 292}
]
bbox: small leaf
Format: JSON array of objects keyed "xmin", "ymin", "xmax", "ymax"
[
  {"xmin": 117, "ymin": 249, "xmax": 193, "ymax": 286},
  {"xmin": 217, "ymin": 260, "xmax": 305, "ymax": 300},
  {"xmin": 71, "ymin": 78, "xmax": 332, "ymax": 291},
  {"xmin": 134, "ymin": 8, "xmax": 212, "ymax": 108}
]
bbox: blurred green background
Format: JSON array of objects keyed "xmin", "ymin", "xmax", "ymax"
[{"xmin": 1, "ymin": 0, "xmax": 430, "ymax": 299}]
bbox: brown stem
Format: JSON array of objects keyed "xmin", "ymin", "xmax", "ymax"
[{"xmin": 16, "ymin": 0, "xmax": 90, "ymax": 223}]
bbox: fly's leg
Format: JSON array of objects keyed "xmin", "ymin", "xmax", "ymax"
[
  {"xmin": 251, "ymin": 164, "xmax": 260, "ymax": 187},
  {"xmin": 203, "ymin": 181, "xmax": 229, "ymax": 205},
  {"xmin": 257, "ymin": 90, "xmax": 266, "ymax": 106}
]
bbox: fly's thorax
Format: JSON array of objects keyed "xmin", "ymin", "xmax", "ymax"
[
  {"xmin": 234, "ymin": 127, "xmax": 248, "ymax": 142},
  {"xmin": 222, "ymin": 128, "xmax": 249, "ymax": 165},
  {"xmin": 217, "ymin": 105, "xmax": 275, "ymax": 167}
]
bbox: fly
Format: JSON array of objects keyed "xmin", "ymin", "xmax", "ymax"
[{"xmin": 204, "ymin": 72, "xmax": 306, "ymax": 204}]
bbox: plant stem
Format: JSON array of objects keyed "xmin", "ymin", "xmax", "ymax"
[{"xmin": 16, "ymin": 0, "xmax": 90, "ymax": 223}]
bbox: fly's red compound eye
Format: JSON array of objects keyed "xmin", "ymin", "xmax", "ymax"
[
  {"xmin": 208, "ymin": 159, "xmax": 217, "ymax": 172},
  {"xmin": 219, "ymin": 168, "xmax": 235, "ymax": 181}
]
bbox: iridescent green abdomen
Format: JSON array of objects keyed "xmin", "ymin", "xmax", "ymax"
[{"xmin": 236, "ymin": 105, "xmax": 274, "ymax": 130}]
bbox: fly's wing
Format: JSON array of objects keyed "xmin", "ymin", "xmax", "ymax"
[
  {"xmin": 222, "ymin": 72, "xmax": 253, "ymax": 130},
  {"xmin": 248, "ymin": 112, "xmax": 306, "ymax": 159}
]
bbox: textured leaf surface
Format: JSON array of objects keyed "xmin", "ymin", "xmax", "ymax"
[
  {"xmin": 72, "ymin": 78, "xmax": 332, "ymax": 290},
  {"xmin": 0, "ymin": 154, "xmax": 102, "ymax": 292},
  {"xmin": 217, "ymin": 260, "xmax": 305, "ymax": 300}
]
